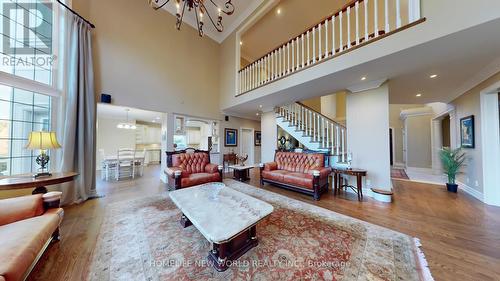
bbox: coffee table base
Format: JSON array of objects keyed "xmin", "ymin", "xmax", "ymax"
[
  {"xmin": 233, "ymin": 169, "xmax": 250, "ymax": 182},
  {"xmin": 208, "ymin": 225, "xmax": 258, "ymax": 272}
]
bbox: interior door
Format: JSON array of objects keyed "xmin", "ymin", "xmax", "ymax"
[
  {"xmin": 240, "ymin": 129, "xmax": 254, "ymax": 165},
  {"xmin": 389, "ymin": 128, "xmax": 394, "ymax": 166}
]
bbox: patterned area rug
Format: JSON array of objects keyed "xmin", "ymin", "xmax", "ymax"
[
  {"xmin": 88, "ymin": 179, "xmax": 432, "ymax": 281},
  {"xmin": 391, "ymin": 168, "xmax": 410, "ymax": 180}
]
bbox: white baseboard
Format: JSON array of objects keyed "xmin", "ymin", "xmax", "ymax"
[
  {"xmin": 393, "ymin": 162, "xmax": 405, "ymax": 168},
  {"xmin": 457, "ymin": 180, "xmax": 484, "ymax": 202}
]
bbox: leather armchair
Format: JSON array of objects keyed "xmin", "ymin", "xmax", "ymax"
[
  {"xmin": 0, "ymin": 192, "xmax": 63, "ymax": 281},
  {"xmin": 260, "ymin": 151, "xmax": 332, "ymax": 200},
  {"xmin": 165, "ymin": 149, "xmax": 223, "ymax": 190}
]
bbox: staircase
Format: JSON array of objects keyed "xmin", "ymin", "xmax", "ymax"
[{"xmin": 275, "ymin": 102, "xmax": 348, "ymax": 166}]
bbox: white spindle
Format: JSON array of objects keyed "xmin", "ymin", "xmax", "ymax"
[
  {"xmin": 313, "ymin": 27, "xmax": 316, "ymax": 63},
  {"xmin": 364, "ymin": 0, "xmax": 369, "ymax": 41},
  {"xmin": 292, "ymin": 39, "xmax": 295, "ymax": 72},
  {"xmin": 307, "ymin": 30, "xmax": 310, "ymax": 66},
  {"xmin": 396, "ymin": 0, "xmax": 402, "ymax": 28},
  {"xmin": 341, "ymin": 128, "xmax": 346, "ymax": 162},
  {"xmin": 325, "ymin": 19, "xmax": 328, "ymax": 58},
  {"xmin": 408, "ymin": 0, "xmax": 421, "ymax": 23},
  {"xmin": 301, "ymin": 34, "xmax": 305, "ymax": 68},
  {"xmin": 326, "ymin": 121, "xmax": 329, "ymax": 148},
  {"xmin": 287, "ymin": 43, "xmax": 290, "ymax": 74},
  {"xmin": 374, "ymin": 0, "xmax": 379, "ymax": 36},
  {"xmin": 339, "ymin": 11, "xmax": 343, "ymax": 51},
  {"xmin": 330, "ymin": 123, "xmax": 334, "ymax": 154},
  {"xmin": 384, "ymin": 0, "xmax": 390, "ymax": 32},
  {"xmin": 282, "ymin": 45, "xmax": 286, "ymax": 76},
  {"xmin": 332, "ymin": 16, "xmax": 336, "ymax": 55},
  {"xmin": 318, "ymin": 24, "xmax": 322, "ymax": 61},
  {"xmin": 336, "ymin": 126, "xmax": 340, "ymax": 156},
  {"xmin": 347, "ymin": 6, "xmax": 351, "ymax": 48},
  {"xmin": 355, "ymin": 1, "xmax": 360, "ymax": 45}
]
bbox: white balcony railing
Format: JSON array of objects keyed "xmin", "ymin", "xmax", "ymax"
[{"xmin": 238, "ymin": 0, "xmax": 422, "ymax": 95}]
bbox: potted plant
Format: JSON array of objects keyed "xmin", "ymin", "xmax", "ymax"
[{"xmin": 439, "ymin": 147, "xmax": 466, "ymax": 193}]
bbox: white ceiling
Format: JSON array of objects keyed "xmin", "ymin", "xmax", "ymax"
[
  {"xmin": 157, "ymin": 0, "xmax": 264, "ymax": 43},
  {"xmin": 97, "ymin": 103, "xmax": 165, "ymax": 123},
  {"xmin": 224, "ymin": 17, "xmax": 500, "ymax": 119}
]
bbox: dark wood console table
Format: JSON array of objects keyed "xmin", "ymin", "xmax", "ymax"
[
  {"xmin": 332, "ymin": 168, "xmax": 367, "ymax": 201},
  {"xmin": 0, "ymin": 172, "xmax": 79, "ymax": 194}
]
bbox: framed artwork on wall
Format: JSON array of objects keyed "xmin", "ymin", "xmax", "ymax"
[
  {"xmin": 224, "ymin": 128, "xmax": 238, "ymax": 147},
  {"xmin": 460, "ymin": 115, "xmax": 475, "ymax": 148},
  {"xmin": 254, "ymin": 131, "xmax": 261, "ymax": 146}
]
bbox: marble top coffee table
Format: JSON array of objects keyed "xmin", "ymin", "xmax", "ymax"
[
  {"xmin": 169, "ymin": 182, "xmax": 274, "ymax": 271},
  {"xmin": 228, "ymin": 164, "xmax": 254, "ymax": 182}
]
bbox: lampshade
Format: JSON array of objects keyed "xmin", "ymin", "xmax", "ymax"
[{"xmin": 25, "ymin": 131, "xmax": 62, "ymax": 150}]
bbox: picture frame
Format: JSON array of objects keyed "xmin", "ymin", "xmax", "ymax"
[
  {"xmin": 224, "ymin": 128, "xmax": 238, "ymax": 147},
  {"xmin": 254, "ymin": 131, "xmax": 261, "ymax": 146},
  {"xmin": 460, "ymin": 115, "xmax": 475, "ymax": 148}
]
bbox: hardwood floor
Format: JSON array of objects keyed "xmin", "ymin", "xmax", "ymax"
[{"xmin": 29, "ymin": 165, "xmax": 500, "ymax": 281}]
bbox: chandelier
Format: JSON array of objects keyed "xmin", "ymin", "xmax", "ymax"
[
  {"xmin": 149, "ymin": 0, "xmax": 235, "ymax": 37},
  {"xmin": 117, "ymin": 109, "xmax": 137, "ymax": 130}
]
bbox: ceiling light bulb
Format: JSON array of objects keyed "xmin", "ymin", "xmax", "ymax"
[
  {"xmin": 416, "ymin": 93, "xmax": 422, "ymax": 97},
  {"xmin": 430, "ymin": 74, "xmax": 438, "ymax": 78},
  {"xmin": 131, "ymin": 125, "xmax": 137, "ymax": 130},
  {"xmin": 240, "ymin": 41, "xmax": 243, "ymax": 45},
  {"xmin": 277, "ymin": 8, "xmax": 281, "ymax": 14},
  {"xmin": 256, "ymin": 113, "xmax": 260, "ymax": 116},
  {"xmin": 117, "ymin": 124, "xmax": 123, "ymax": 129},
  {"xmin": 259, "ymin": 105, "xmax": 263, "ymax": 108},
  {"xmin": 361, "ymin": 76, "xmax": 366, "ymax": 81}
]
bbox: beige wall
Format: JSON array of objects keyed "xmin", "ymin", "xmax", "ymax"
[
  {"xmin": 406, "ymin": 114, "xmax": 432, "ymax": 169},
  {"xmin": 73, "ymin": 0, "xmax": 221, "ymax": 119},
  {"xmin": 301, "ymin": 97, "xmax": 321, "ymax": 112},
  {"xmin": 220, "ymin": 116, "xmax": 261, "ymax": 164},
  {"xmin": 451, "ymin": 71, "xmax": 500, "ymax": 193},
  {"xmin": 389, "ymin": 104, "xmax": 423, "ymax": 165}
]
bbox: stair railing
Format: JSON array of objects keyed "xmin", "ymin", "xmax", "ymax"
[
  {"xmin": 276, "ymin": 103, "xmax": 348, "ymax": 162},
  {"xmin": 238, "ymin": 0, "xmax": 422, "ymax": 95}
]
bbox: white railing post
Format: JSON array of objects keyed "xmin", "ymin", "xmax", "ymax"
[
  {"xmin": 325, "ymin": 19, "xmax": 329, "ymax": 58},
  {"xmin": 408, "ymin": 0, "xmax": 421, "ymax": 23},
  {"xmin": 339, "ymin": 11, "xmax": 343, "ymax": 51},
  {"xmin": 341, "ymin": 128, "xmax": 345, "ymax": 162},
  {"xmin": 396, "ymin": 0, "xmax": 402, "ymax": 28},
  {"xmin": 313, "ymin": 26, "xmax": 316, "ymax": 63},
  {"xmin": 287, "ymin": 42, "xmax": 290, "ymax": 74},
  {"xmin": 364, "ymin": 0, "xmax": 369, "ymax": 41},
  {"xmin": 355, "ymin": 1, "xmax": 360, "ymax": 45},
  {"xmin": 332, "ymin": 15, "xmax": 336, "ymax": 55},
  {"xmin": 384, "ymin": 0, "xmax": 390, "ymax": 32},
  {"xmin": 307, "ymin": 30, "xmax": 310, "ymax": 66},
  {"xmin": 282, "ymin": 46, "xmax": 286, "ymax": 76},
  {"xmin": 336, "ymin": 126, "xmax": 340, "ymax": 156},
  {"xmin": 301, "ymin": 34, "xmax": 305, "ymax": 68},
  {"xmin": 318, "ymin": 24, "xmax": 322, "ymax": 61},
  {"xmin": 374, "ymin": 0, "xmax": 379, "ymax": 37},
  {"xmin": 331, "ymin": 123, "xmax": 334, "ymax": 154},
  {"xmin": 347, "ymin": 6, "xmax": 351, "ymax": 48}
]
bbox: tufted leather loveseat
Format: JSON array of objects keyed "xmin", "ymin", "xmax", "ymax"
[
  {"xmin": 260, "ymin": 151, "xmax": 331, "ymax": 200},
  {"xmin": 165, "ymin": 149, "xmax": 222, "ymax": 190}
]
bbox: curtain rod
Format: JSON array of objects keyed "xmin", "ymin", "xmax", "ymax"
[{"xmin": 56, "ymin": 0, "xmax": 96, "ymax": 29}]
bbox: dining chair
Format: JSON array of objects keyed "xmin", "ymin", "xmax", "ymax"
[
  {"xmin": 132, "ymin": 148, "xmax": 146, "ymax": 178},
  {"xmin": 99, "ymin": 149, "xmax": 117, "ymax": 181},
  {"xmin": 115, "ymin": 148, "xmax": 134, "ymax": 180}
]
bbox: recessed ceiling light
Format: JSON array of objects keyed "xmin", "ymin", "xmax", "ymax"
[
  {"xmin": 430, "ymin": 74, "xmax": 438, "ymax": 79},
  {"xmin": 239, "ymin": 41, "xmax": 243, "ymax": 45},
  {"xmin": 259, "ymin": 105, "xmax": 263, "ymax": 108},
  {"xmin": 361, "ymin": 76, "xmax": 366, "ymax": 81},
  {"xmin": 276, "ymin": 8, "xmax": 281, "ymax": 15},
  {"xmin": 416, "ymin": 93, "xmax": 422, "ymax": 97}
]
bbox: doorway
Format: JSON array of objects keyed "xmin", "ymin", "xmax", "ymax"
[
  {"xmin": 441, "ymin": 115, "xmax": 451, "ymax": 148},
  {"xmin": 240, "ymin": 128, "xmax": 255, "ymax": 165}
]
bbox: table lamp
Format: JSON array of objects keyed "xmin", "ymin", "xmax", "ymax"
[{"xmin": 25, "ymin": 131, "xmax": 62, "ymax": 178}]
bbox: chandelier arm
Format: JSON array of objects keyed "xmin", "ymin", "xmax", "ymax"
[
  {"xmin": 150, "ymin": 0, "xmax": 171, "ymax": 11},
  {"xmin": 194, "ymin": 5, "xmax": 204, "ymax": 36},
  {"xmin": 209, "ymin": 0, "xmax": 234, "ymax": 15},
  {"xmin": 200, "ymin": 2, "xmax": 223, "ymax": 32},
  {"xmin": 176, "ymin": 0, "xmax": 187, "ymax": 30}
]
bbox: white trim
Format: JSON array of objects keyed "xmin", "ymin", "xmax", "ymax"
[
  {"xmin": 346, "ymin": 79, "xmax": 387, "ymax": 93},
  {"xmin": 217, "ymin": 0, "xmax": 266, "ymax": 43},
  {"xmin": 400, "ymin": 107, "xmax": 433, "ymax": 119},
  {"xmin": 239, "ymin": 127, "xmax": 255, "ymax": 165},
  {"xmin": 457, "ymin": 180, "xmax": 484, "ymax": 202},
  {"xmin": 0, "ymin": 71, "xmax": 60, "ymax": 97},
  {"xmin": 480, "ymin": 82, "xmax": 500, "ymax": 206}
]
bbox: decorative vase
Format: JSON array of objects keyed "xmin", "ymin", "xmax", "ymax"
[{"xmin": 446, "ymin": 183, "xmax": 458, "ymax": 193}]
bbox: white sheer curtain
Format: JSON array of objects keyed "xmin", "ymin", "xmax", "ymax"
[{"xmin": 58, "ymin": 9, "xmax": 97, "ymax": 205}]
